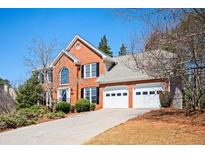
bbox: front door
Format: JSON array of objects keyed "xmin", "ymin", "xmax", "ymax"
[
  {"xmin": 58, "ymin": 88, "xmax": 70, "ymax": 102},
  {"xmin": 61, "ymin": 89, "xmax": 67, "ymax": 101}
]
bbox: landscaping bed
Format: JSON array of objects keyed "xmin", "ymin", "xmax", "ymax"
[
  {"xmin": 0, "ymin": 99, "xmax": 96, "ymax": 133},
  {"xmin": 85, "ymin": 108, "xmax": 205, "ymax": 145},
  {"xmin": 0, "ymin": 105, "xmax": 66, "ymax": 133},
  {"xmin": 134, "ymin": 108, "xmax": 205, "ymax": 126}
]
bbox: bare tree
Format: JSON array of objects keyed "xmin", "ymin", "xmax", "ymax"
[
  {"xmin": 24, "ymin": 38, "xmax": 57, "ymax": 107},
  {"xmin": 120, "ymin": 9, "xmax": 205, "ymax": 110}
]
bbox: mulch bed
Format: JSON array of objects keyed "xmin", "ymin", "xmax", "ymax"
[{"xmin": 133, "ymin": 108, "xmax": 205, "ymax": 127}]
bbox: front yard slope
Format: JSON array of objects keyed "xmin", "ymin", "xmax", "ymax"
[{"xmin": 85, "ymin": 108, "xmax": 205, "ymax": 145}]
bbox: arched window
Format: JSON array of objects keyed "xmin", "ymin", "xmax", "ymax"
[{"xmin": 60, "ymin": 67, "xmax": 69, "ymax": 84}]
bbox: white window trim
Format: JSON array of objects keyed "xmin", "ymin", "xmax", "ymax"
[
  {"xmin": 60, "ymin": 67, "xmax": 69, "ymax": 85},
  {"xmin": 84, "ymin": 63, "xmax": 97, "ymax": 79}
]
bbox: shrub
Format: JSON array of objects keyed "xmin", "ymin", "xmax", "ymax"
[
  {"xmin": 54, "ymin": 112, "xmax": 65, "ymax": 118},
  {"xmin": 15, "ymin": 105, "xmax": 48, "ymax": 120},
  {"xmin": 44, "ymin": 111, "xmax": 65, "ymax": 119},
  {"xmin": 75, "ymin": 99, "xmax": 90, "ymax": 113},
  {"xmin": 182, "ymin": 89, "xmax": 192, "ymax": 109},
  {"xmin": 90, "ymin": 103, "xmax": 96, "ymax": 111},
  {"xmin": 44, "ymin": 112, "xmax": 56, "ymax": 119},
  {"xmin": 14, "ymin": 115, "xmax": 36, "ymax": 127},
  {"xmin": 56, "ymin": 101, "xmax": 70, "ymax": 113},
  {"xmin": 70, "ymin": 105, "xmax": 75, "ymax": 113},
  {"xmin": 200, "ymin": 100, "xmax": 205, "ymax": 109},
  {"xmin": 159, "ymin": 91, "xmax": 172, "ymax": 108},
  {"xmin": 0, "ymin": 112, "xmax": 37, "ymax": 130},
  {"xmin": 0, "ymin": 115, "xmax": 17, "ymax": 129},
  {"xmin": 0, "ymin": 105, "xmax": 66, "ymax": 131}
]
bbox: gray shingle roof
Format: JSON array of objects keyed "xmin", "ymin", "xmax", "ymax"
[
  {"xmin": 97, "ymin": 50, "xmax": 173, "ymax": 84},
  {"xmin": 97, "ymin": 55, "xmax": 152, "ymax": 84}
]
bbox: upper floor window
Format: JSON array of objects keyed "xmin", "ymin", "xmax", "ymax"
[
  {"xmin": 85, "ymin": 64, "xmax": 91, "ymax": 78},
  {"xmin": 82, "ymin": 62, "xmax": 99, "ymax": 79},
  {"xmin": 60, "ymin": 67, "xmax": 69, "ymax": 84},
  {"xmin": 47, "ymin": 69, "xmax": 53, "ymax": 83},
  {"xmin": 91, "ymin": 63, "xmax": 97, "ymax": 77},
  {"xmin": 39, "ymin": 72, "xmax": 44, "ymax": 84}
]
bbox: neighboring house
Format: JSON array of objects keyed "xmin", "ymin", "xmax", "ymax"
[
  {"xmin": 35, "ymin": 35, "xmax": 182, "ymax": 109},
  {"xmin": 0, "ymin": 84, "xmax": 16, "ymax": 114}
]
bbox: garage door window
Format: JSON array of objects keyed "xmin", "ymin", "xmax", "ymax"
[
  {"xmin": 136, "ymin": 92, "xmax": 141, "ymax": 95},
  {"xmin": 143, "ymin": 91, "xmax": 148, "ymax": 95},
  {"xmin": 149, "ymin": 91, "xmax": 155, "ymax": 95},
  {"xmin": 157, "ymin": 90, "xmax": 162, "ymax": 94},
  {"xmin": 117, "ymin": 93, "xmax": 121, "ymax": 96},
  {"xmin": 111, "ymin": 93, "xmax": 115, "ymax": 96},
  {"xmin": 123, "ymin": 93, "xmax": 127, "ymax": 96},
  {"xmin": 106, "ymin": 93, "xmax": 110, "ymax": 97}
]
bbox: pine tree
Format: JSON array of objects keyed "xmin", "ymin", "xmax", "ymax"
[
  {"xmin": 98, "ymin": 35, "xmax": 113, "ymax": 57},
  {"xmin": 16, "ymin": 74, "xmax": 43, "ymax": 109},
  {"xmin": 119, "ymin": 43, "xmax": 127, "ymax": 56}
]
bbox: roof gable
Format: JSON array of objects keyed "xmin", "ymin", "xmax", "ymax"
[
  {"xmin": 66, "ymin": 35, "xmax": 109, "ymax": 59},
  {"xmin": 51, "ymin": 50, "xmax": 80, "ymax": 66}
]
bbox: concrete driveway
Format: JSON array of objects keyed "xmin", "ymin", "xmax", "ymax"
[{"xmin": 0, "ymin": 108, "xmax": 150, "ymax": 145}]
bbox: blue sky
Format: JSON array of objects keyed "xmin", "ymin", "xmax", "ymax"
[{"xmin": 0, "ymin": 8, "xmax": 145, "ymax": 83}]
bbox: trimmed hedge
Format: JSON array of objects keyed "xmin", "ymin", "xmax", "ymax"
[
  {"xmin": 75, "ymin": 99, "xmax": 90, "ymax": 113},
  {"xmin": 90, "ymin": 103, "xmax": 96, "ymax": 111},
  {"xmin": 70, "ymin": 105, "xmax": 75, "ymax": 113},
  {"xmin": 56, "ymin": 101, "xmax": 70, "ymax": 113},
  {"xmin": 159, "ymin": 91, "xmax": 172, "ymax": 108}
]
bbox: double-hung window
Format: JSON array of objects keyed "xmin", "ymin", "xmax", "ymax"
[
  {"xmin": 85, "ymin": 88, "xmax": 90, "ymax": 100},
  {"xmin": 91, "ymin": 63, "xmax": 97, "ymax": 77},
  {"xmin": 85, "ymin": 64, "xmax": 91, "ymax": 78},
  {"xmin": 83, "ymin": 87, "xmax": 98, "ymax": 104},
  {"xmin": 39, "ymin": 73, "xmax": 44, "ymax": 84},
  {"xmin": 91, "ymin": 88, "xmax": 97, "ymax": 103},
  {"xmin": 83, "ymin": 63, "xmax": 98, "ymax": 78},
  {"xmin": 47, "ymin": 69, "xmax": 53, "ymax": 83}
]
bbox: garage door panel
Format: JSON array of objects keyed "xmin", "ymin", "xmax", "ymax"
[
  {"xmin": 103, "ymin": 88, "xmax": 128, "ymax": 108},
  {"xmin": 133, "ymin": 83, "xmax": 163, "ymax": 108}
]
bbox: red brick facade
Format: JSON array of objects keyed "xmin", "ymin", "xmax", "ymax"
[{"xmin": 42, "ymin": 36, "xmax": 169, "ymax": 109}]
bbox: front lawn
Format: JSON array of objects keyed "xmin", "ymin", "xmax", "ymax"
[{"xmin": 85, "ymin": 108, "xmax": 205, "ymax": 144}]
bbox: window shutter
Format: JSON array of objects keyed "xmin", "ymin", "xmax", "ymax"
[
  {"xmin": 81, "ymin": 65, "xmax": 84, "ymax": 78},
  {"xmin": 81, "ymin": 88, "xmax": 84, "ymax": 98},
  {"xmin": 96, "ymin": 62, "xmax": 99, "ymax": 77},
  {"xmin": 96, "ymin": 87, "xmax": 99, "ymax": 104}
]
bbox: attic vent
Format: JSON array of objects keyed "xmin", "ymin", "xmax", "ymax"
[{"xmin": 75, "ymin": 43, "xmax": 81, "ymax": 50}]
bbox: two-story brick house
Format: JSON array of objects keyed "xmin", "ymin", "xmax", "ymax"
[{"xmin": 36, "ymin": 35, "xmax": 182, "ymax": 109}]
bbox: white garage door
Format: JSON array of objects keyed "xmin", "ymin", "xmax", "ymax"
[
  {"xmin": 133, "ymin": 83, "xmax": 163, "ymax": 108},
  {"xmin": 103, "ymin": 86, "xmax": 128, "ymax": 108}
]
